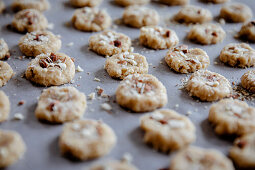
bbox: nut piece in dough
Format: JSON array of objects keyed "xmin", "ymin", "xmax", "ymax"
[
  {"xmin": 187, "ymin": 24, "xmax": 226, "ymax": 45},
  {"xmin": 59, "ymin": 119, "xmax": 116, "ymax": 160},
  {"xmin": 35, "ymin": 86, "xmax": 87, "ymax": 123},
  {"xmin": 89, "ymin": 30, "xmax": 131, "ymax": 56},
  {"xmin": 0, "ymin": 0, "xmax": 5, "ymax": 13},
  {"xmin": 186, "ymin": 70, "xmax": 232, "ymax": 101},
  {"xmin": 165, "ymin": 45, "xmax": 210, "ymax": 73},
  {"xmin": 122, "ymin": 5, "xmax": 159, "ymax": 28},
  {"xmin": 0, "ymin": 61, "xmax": 14, "ymax": 87},
  {"xmin": 0, "ymin": 91, "xmax": 10, "ymax": 123},
  {"xmin": 25, "ymin": 52, "xmax": 75, "ymax": 86},
  {"xmin": 170, "ymin": 146, "xmax": 234, "ymax": 170},
  {"xmin": 12, "ymin": 0, "xmax": 50, "ymax": 12},
  {"xmin": 105, "ymin": 51, "xmax": 148, "ymax": 79},
  {"xmin": 0, "ymin": 39, "xmax": 10, "ymax": 60},
  {"xmin": 70, "ymin": 0, "xmax": 102, "ymax": 7},
  {"xmin": 204, "ymin": 0, "xmax": 229, "ymax": 3},
  {"xmin": 19, "ymin": 31, "xmax": 62, "ymax": 57},
  {"xmin": 72, "ymin": 7, "xmax": 112, "ymax": 32},
  {"xmin": 159, "ymin": 0, "xmax": 189, "ymax": 6},
  {"xmin": 0, "ymin": 130, "xmax": 26, "ymax": 168},
  {"xmin": 241, "ymin": 70, "xmax": 255, "ymax": 93},
  {"xmin": 89, "ymin": 160, "xmax": 138, "ymax": 170},
  {"xmin": 239, "ymin": 21, "xmax": 255, "ymax": 42},
  {"xmin": 139, "ymin": 26, "xmax": 179, "ymax": 50},
  {"xmin": 220, "ymin": 3, "xmax": 252, "ymax": 23},
  {"xmin": 219, "ymin": 43, "xmax": 255, "ymax": 68},
  {"xmin": 174, "ymin": 5, "xmax": 212, "ymax": 24},
  {"xmin": 114, "ymin": 0, "xmax": 150, "ymax": 7},
  {"xmin": 12, "ymin": 9, "xmax": 48, "ymax": 33},
  {"xmin": 116, "ymin": 74, "xmax": 168, "ymax": 112},
  {"xmin": 140, "ymin": 109, "xmax": 196, "ymax": 152}
]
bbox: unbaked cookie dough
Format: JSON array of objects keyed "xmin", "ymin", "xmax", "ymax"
[
  {"xmin": 165, "ymin": 45, "xmax": 210, "ymax": 73},
  {"xmin": 59, "ymin": 119, "xmax": 116, "ymax": 160},
  {"xmin": 72, "ymin": 7, "xmax": 111, "ymax": 32},
  {"xmin": 0, "ymin": 130, "xmax": 26, "ymax": 168},
  {"xmin": 122, "ymin": 5, "xmax": 159, "ymax": 28},
  {"xmin": 229, "ymin": 132, "xmax": 255, "ymax": 168},
  {"xmin": 174, "ymin": 5, "xmax": 212, "ymax": 24},
  {"xmin": 139, "ymin": 26, "xmax": 179, "ymax": 50},
  {"xmin": 239, "ymin": 21, "xmax": 255, "ymax": 42},
  {"xmin": 204, "ymin": 0, "xmax": 229, "ymax": 3},
  {"xmin": 140, "ymin": 109, "xmax": 196, "ymax": 152},
  {"xmin": 19, "ymin": 31, "xmax": 61, "ymax": 57},
  {"xmin": 105, "ymin": 52, "xmax": 148, "ymax": 79},
  {"xmin": 89, "ymin": 160, "xmax": 138, "ymax": 170},
  {"xmin": 70, "ymin": 0, "xmax": 102, "ymax": 7},
  {"xmin": 89, "ymin": 30, "xmax": 131, "ymax": 56},
  {"xmin": 114, "ymin": 0, "xmax": 150, "ymax": 7},
  {"xmin": 25, "ymin": 52, "xmax": 75, "ymax": 86},
  {"xmin": 159, "ymin": 0, "xmax": 189, "ymax": 5},
  {"xmin": 116, "ymin": 74, "xmax": 167, "ymax": 112},
  {"xmin": 170, "ymin": 146, "xmax": 234, "ymax": 170},
  {"xmin": 0, "ymin": 91, "xmax": 10, "ymax": 123},
  {"xmin": 0, "ymin": 39, "xmax": 10, "ymax": 60},
  {"xmin": 241, "ymin": 70, "xmax": 255, "ymax": 93},
  {"xmin": 220, "ymin": 3, "xmax": 252, "ymax": 23},
  {"xmin": 187, "ymin": 24, "xmax": 226, "ymax": 45},
  {"xmin": 186, "ymin": 70, "xmax": 232, "ymax": 101},
  {"xmin": 12, "ymin": 0, "xmax": 50, "ymax": 12},
  {"xmin": 35, "ymin": 86, "xmax": 87, "ymax": 123},
  {"xmin": 12, "ymin": 9, "xmax": 48, "ymax": 33},
  {"xmin": 0, "ymin": 0, "xmax": 5, "ymax": 13},
  {"xmin": 0, "ymin": 61, "xmax": 14, "ymax": 87},
  {"xmin": 219, "ymin": 43, "xmax": 255, "ymax": 68}
]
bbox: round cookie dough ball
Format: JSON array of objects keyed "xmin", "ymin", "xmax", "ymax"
[
  {"xmin": 19, "ymin": 31, "xmax": 61, "ymax": 57},
  {"xmin": 72, "ymin": 7, "xmax": 111, "ymax": 32},
  {"xmin": 209, "ymin": 98, "xmax": 255, "ymax": 136},
  {"xmin": 140, "ymin": 109, "xmax": 196, "ymax": 152},
  {"xmin": 241, "ymin": 70, "xmax": 255, "ymax": 93},
  {"xmin": 35, "ymin": 86, "xmax": 87, "ymax": 123},
  {"xmin": 89, "ymin": 160, "xmax": 138, "ymax": 170},
  {"xmin": 116, "ymin": 74, "xmax": 168, "ymax": 112},
  {"xmin": 165, "ymin": 45, "xmax": 210, "ymax": 73},
  {"xmin": 205, "ymin": 0, "xmax": 229, "ymax": 3},
  {"xmin": 89, "ymin": 30, "xmax": 131, "ymax": 56},
  {"xmin": 186, "ymin": 70, "xmax": 232, "ymax": 101},
  {"xmin": 0, "ymin": 91, "xmax": 10, "ymax": 123},
  {"xmin": 25, "ymin": 52, "xmax": 75, "ymax": 86},
  {"xmin": 219, "ymin": 43, "xmax": 255, "ymax": 68},
  {"xmin": 188, "ymin": 24, "xmax": 226, "ymax": 45},
  {"xmin": 105, "ymin": 51, "xmax": 148, "ymax": 79},
  {"xmin": 0, "ymin": 61, "xmax": 14, "ymax": 87},
  {"xmin": 174, "ymin": 5, "xmax": 212, "ymax": 24},
  {"xmin": 0, "ymin": 130, "xmax": 26, "ymax": 168},
  {"xmin": 229, "ymin": 132, "xmax": 255, "ymax": 168},
  {"xmin": 12, "ymin": 9, "xmax": 48, "ymax": 33},
  {"xmin": 239, "ymin": 21, "xmax": 255, "ymax": 42},
  {"xmin": 70, "ymin": 0, "xmax": 102, "ymax": 7},
  {"xmin": 0, "ymin": 39, "xmax": 10, "ymax": 60},
  {"xmin": 170, "ymin": 146, "xmax": 234, "ymax": 170},
  {"xmin": 159, "ymin": 0, "xmax": 189, "ymax": 6},
  {"xmin": 139, "ymin": 26, "xmax": 179, "ymax": 50},
  {"xmin": 59, "ymin": 119, "xmax": 116, "ymax": 160},
  {"xmin": 122, "ymin": 5, "xmax": 159, "ymax": 28},
  {"xmin": 0, "ymin": 0, "xmax": 5, "ymax": 13},
  {"xmin": 114, "ymin": 0, "xmax": 150, "ymax": 7},
  {"xmin": 12, "ymin": 0, "xmax": 50, "ymax": 12},
  {"xmin": 220, "ymin": 3, "xmax": 252, "ymax": 23}
]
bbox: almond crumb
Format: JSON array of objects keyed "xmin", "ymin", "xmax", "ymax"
[
  {"xmin": 94, "ymin": 77, "xmax": 101, "ymax": 82},
  {"xmin": 101, "ymin": 103, "xmax": 112, "ymax": 111},
  {"xmin": 76, "ymin": 65, "xmax": 84, "ymax": 72},
  {"xmin": 13, "ymin": 113, "xmax": 24, "ymax": 120},
  {"xmin": 18, "ymin": 100, "xmax": 25, "ymax": 106},
  {"xmin": 88, "ymin": 92, "xmax": 96, "ymax": 100}
]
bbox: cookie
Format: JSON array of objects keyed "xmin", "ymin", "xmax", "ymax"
[
  {"xmin": 105, "ymin": 52, "xmax": 149, "ymax": 79},
  {"xmin": 12, "ymin": 9, "xmax": 48, "ymax": 33},
  {"xmin": 170, "ymin": 146, "xmax": 234, "ymax": 170},
  {"xmin": 159, "ymin": 0, "xmax": 189, "ymax": 6},
  {"xmin": 174, "ymin": 5, "xmax": 212, "ymax": 24},
  {"xmin": 165, "ymin": 45, "xmax": 210, "ymax": 73},
  {"xmin": 122, "ymin": 5, "xmax": 159, "ymax": 28},
  {"xmin": 116, "ymin": 74, "xmax": 167, "ymax": 112},
  {"xmin": 0, "ymin": 61, "xmax": 14, "ymax": 87},
  {"xmin": 114, "ymin": 0, "xmax": 150, "ymax": 7},
  {"xmin": 59, "ymin": 119, "xmax": 116, "ymax": 160},
  {"xmin": 209, "ymin": 98, "xmax": 255, "ymax": 136},
  {"xmin": 12, "ymin": 0, "xmax": 50, "ymax": 12},
  {"xmin": 0, "ymin": 130, "xmax": 26, "ymax": 168},
  {"xmin": 0, "ymin": 91, "xmax": 10, "ymax": 123},
  {"xmin": 35, "ymin": 86, "xmax": 87, "ymax": 123},
  {"xmin": 139, "ymin": 26, "xmax": 179, "ymax": 50},
  {"xmin": 239, "ymin": 21, "xmax": 255, "ymax": 42},
  {"xmin": 70, "ymin": 0, "xmax": 102, "ymax": 7},
  {"xmin": 140, "ymin": 109, "xmax": 196, "ymax": 152},
  {"xmin": 204, "ymin": 0, "xmax": 229, "ymax": 3},
  {"xmin": 229, "ymin": 132, "xmax": 255, "ymax": 168},
  {"xmin": 72, "ymin": 7, "xmax": 111, "ymax": 32},
  {"xmin": 19, "ymin": 31, "xmax": 61, "ymax": 57},
  {"xmin": 25, "ymin": 52, "xmax": 75, "ymax": 86},
  {"xmin": 89, "ymin": 160, "xmax": 138, "ymax": 170},
  {"xmin": 186, "ymin": 70, "xmax": 232, "ymax": 101},
  {"xmin": 220, "ymin": 3, "xmax": 252, "ymax": 23},
  {"xmin": 0, "ymin": 0, "xmax": 5, "ymax": 13},
  {"xmin": 241, "ymin": 70, "xmax": 255, "ymax": 93},
  {"xmin": 187, "ymin": 23, "xmax": 226, "ymax": 45},
  {"xmin": 89, "ymin": 30, "xmax": 131, "ymax": 56},
  {"xmin": 0, "ymin": 39, "xmax": 10, "ymax": 60},
  {"xmin": 219, "ymin": 43, "xmax": 255, "ymax": 68}
]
